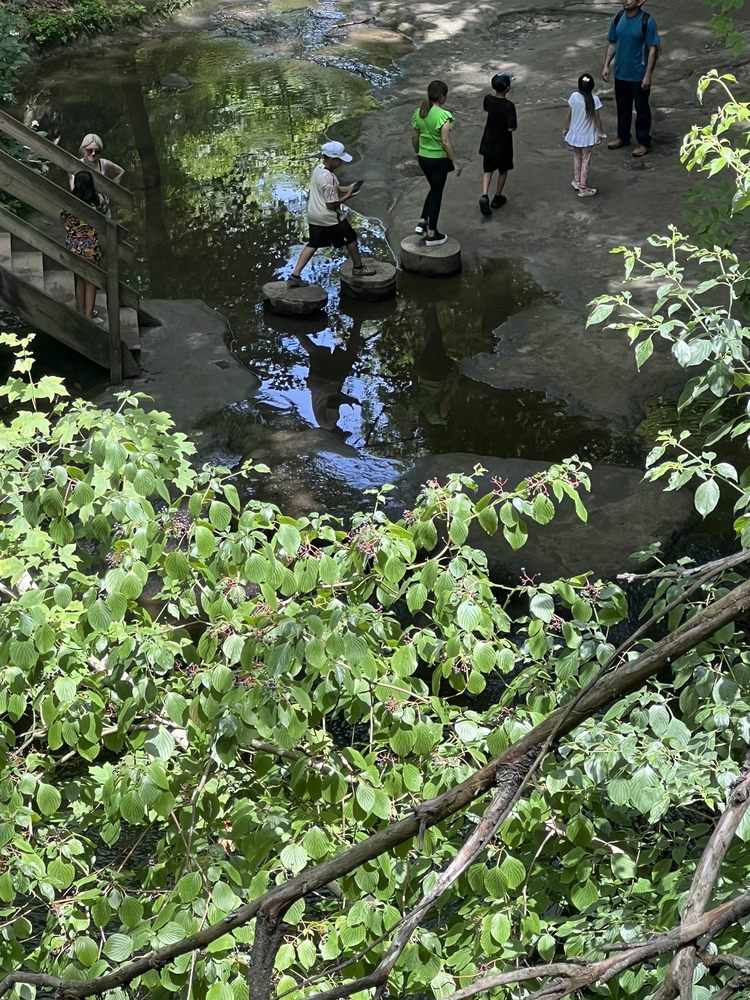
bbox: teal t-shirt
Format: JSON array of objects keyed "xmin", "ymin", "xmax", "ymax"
[
  {"xmin": 411, "ymin": 105, "xmax": 453, "ymax": 158},
  {"xmin": 608, "ymin": 10, "xmax": 660, "ymax": 82}
]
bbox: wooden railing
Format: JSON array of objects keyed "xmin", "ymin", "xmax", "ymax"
[{"xmin": 0, "ymin": 109, "xmax": 140, "ymax": 382}]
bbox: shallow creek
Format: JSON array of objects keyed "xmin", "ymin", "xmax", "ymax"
[{"xmin": 11, "ymin": 0, "xmax": 643, "ymax": 514}]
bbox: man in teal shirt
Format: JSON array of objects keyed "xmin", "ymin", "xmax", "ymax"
[{"xmin": 602, "ymin": 0, "xmax": 660, "ymax": 157}]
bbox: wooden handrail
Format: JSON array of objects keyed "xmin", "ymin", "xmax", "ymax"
[
  {"xmin": 0, "ymin": 148, "xmax": 135, "ymax": 265},
  {"xmin": 0, "ymin": 109, "xmax": 134, "ymax": 210},
  {"xmin": 0, "ymin": 268, "xmax": 110, "ymax": 369},
  {"xmin": 0, "ymin": 204, "xmax": 140, "ymax": 311},
  {"xmin": 0, "ymin": 116, "xmax": 141, "ymax": 384}
]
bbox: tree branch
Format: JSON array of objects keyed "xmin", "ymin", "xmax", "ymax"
[
  {"xmin": 653, "ymin": 753, "xmax": 750, "ymax": 1000},
  {"xmin": 712, "ymin": 974, "xmax": 750, "ymax": 1000},
  {"xmin": 700, "ymin": 954, "xmax": 750, "ymax": 976},
  {"xmin": 447, "ymin": 893, "xmax": 750, "ymax": 1000},
  {"xmin": 617, "ymin": 548, "xmax": 750, "ymax": 583},
  {"xmin": 249, "ymin": 913, "xmax": 287, "ymax": 1000},
  {"xmin": 3, "ymin": 576, "xmax": 750, "ymax": 999}
]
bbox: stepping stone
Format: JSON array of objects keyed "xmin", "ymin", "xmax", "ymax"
[
  {"xmin": 262, "ymin": 281, "xmax": 328, "ymax": 316},
  {"xmin": 400, "ymin": 234, "xmax": 461, "ymax": 277},
  {"xmin": 340, "ymin": 259, "xmax": 397, "ymax": 301}
]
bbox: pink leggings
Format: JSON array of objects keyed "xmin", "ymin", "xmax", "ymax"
[{"xmin": 572, "ymin": 146, "xmax": 594, "ymax": 188}]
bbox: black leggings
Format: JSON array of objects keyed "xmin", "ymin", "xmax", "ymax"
[{"xmin": 418, "ymin": 156, "xmax": 451, "ymax": 230}]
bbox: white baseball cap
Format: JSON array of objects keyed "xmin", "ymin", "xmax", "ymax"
[{"xmin": 321, "ymin": 140, "xmax": 353, "ymax": 162}]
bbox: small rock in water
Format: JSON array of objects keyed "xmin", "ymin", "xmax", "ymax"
[{"xmin": 160, "ymin": 73, "xmax": 192, "ymax": 90}]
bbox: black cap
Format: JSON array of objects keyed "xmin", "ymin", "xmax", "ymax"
[{"xmin": 491, "ymin": 73, "xmax": 512, "ymax": 92}]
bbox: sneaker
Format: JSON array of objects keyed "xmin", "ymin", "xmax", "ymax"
[
  {"xmin": 632, "ymin": 145, "xmax": 649, "ymax": 157},
  {"xmin": 353, "ymin": 264, "xmax": 376, "ymax": 277},
  {"xmin": 479, "ymin": 194, "xmax": 491, "ymax": 216},
  {"xmin": 490, "ymin": 194, "xmax": 507, "ymax": 209},
  {"xmin": 607, "ymin": 138, "xmax": 627, "ymax": 150},
  {"xmin": 414, "ymin": 221, "xmax": 427, "ymax": 234},
  {"xmin": 287, "ymin": 274, "xmax": 309, "ymax": 288},
  {"xmin": 577, "ymin": 187, "xmax": 597, "ymax": 198},
  {"xmin": 424, "ymin": 231, "xmax": 448, "ymax": 246},
  {"xmin": 571, "ymin": 180, "xmax": 581, "ymax": 191}
]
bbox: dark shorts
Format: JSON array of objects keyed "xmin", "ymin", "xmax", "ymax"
[
  {"xmin": 307, "ymin": 219, "xmax": 358, "ymax": 249},
  {"xmin": 482, "ymin": 152, "xmax": 513, "ymax": 174}
]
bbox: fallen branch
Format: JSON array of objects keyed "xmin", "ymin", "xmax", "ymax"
[{"xmin": 3, "ymin": 574, "xmax": 750, "ymax": 999}]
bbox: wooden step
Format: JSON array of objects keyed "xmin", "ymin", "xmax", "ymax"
[
  {"xmin": 0, "ymin": 232, "xmax": 10, "ymax": 269},
  {"xmin": 44, "ymin": 267, "xmax": 75, "ymax": 306},
  {"xmin": 45, "ymin": 269, "xmax": 140, "ymax": 354},
  {"xmin": 119, "ymin": 307, "xmax": 141, "ymax": 354},
  {"xmin": 12, "ymin": 249, "xmax": 44, "ymax": 289},
  {"xmin": 94, "ymin": 292, "xmax": 141, "ymax": 353}
]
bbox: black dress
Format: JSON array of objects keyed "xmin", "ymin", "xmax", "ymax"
[{"xmin": 479, "ymin": 95, "xmax": 517, "ymax": 173}]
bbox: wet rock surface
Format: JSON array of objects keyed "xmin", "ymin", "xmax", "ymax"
[
  {"xmin": 459, "ymin": 299, "xmax": 687, "ymax": 431},
  {"xmin": 95, "ymin": 299, "xmax": 260, "ymax": 432}
]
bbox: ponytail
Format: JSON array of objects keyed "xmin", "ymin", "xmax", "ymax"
[
  {"xmin": 578, "ymin": 73, "xmax": 596, "ymax": 121},
  {"xmin": 420, "ymin": 79, "xmax": 448, "ymax": 118}
]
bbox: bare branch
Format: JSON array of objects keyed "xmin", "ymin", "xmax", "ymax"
[
  {"xmin": 3, "ymin": 576, "xmax": 750, "ymax": 999},
  {"xmin": 617, "ymin": 548, "xmax": 750, "ymax": 582},
  {"xmin": 445, "ymin": 893, "xmax": 750, "ymax": 1000},
  {"xmin": 654, "ymin": 753, "xmax": 750, "ymax": 1000},
  {"xmin": 712, "ymin": 974, "xmax": 750, "ymax": 1000},
  {"xmin": 0, "ymin": 973, "xmax": 66, "ymax": 994},
  {"xmin": 700, "ymin": 954, "xmax": 750, "ymax": 976}
]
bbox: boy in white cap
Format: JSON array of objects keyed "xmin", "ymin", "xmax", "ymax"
[{"xmin": 288, "ymin": 140, "xmax": 376, "ymax": 287}]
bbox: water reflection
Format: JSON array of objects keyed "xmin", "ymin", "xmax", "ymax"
[
  {"xmin": 295, "ymin": 326, "xmax": 364, "ymax": 437},
  {"xmin": 414, "ymin": 307, "xmax": 456, "ymax": 430}
]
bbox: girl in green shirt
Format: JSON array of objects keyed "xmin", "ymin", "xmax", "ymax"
[{"xmin": 411, "ymin": 80, "xmax": 462, "ymax": 246}]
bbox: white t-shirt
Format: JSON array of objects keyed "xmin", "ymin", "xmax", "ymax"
[
  {"xmin": 564, "ymin": 91, "xmax": 603, "ymax": 149},
  {"xmin": 307, "ymin": 165, "xmax": 340, "ymax": 226}
]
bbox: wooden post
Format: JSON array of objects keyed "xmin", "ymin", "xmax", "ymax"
[{"xmin": 103, "ymin": 220, "xmax": 122, "ymax": 384}]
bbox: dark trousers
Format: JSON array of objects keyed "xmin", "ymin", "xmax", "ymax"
[
  {"xmin": 614, "ymin": 77, "xmax": 652, "ymax": 147},
  {"xmin": 418, "ymin": 156, "xmax": 451, "ymax": 230}
]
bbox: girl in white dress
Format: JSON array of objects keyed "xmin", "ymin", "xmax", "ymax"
[{"xmin": 562, "ymin": 74, "xmax": 606, "ymax": 197}]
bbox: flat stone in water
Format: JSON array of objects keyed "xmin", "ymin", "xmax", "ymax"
[
  {"xmin": 340, "ymin": 259, "xmax": 397, "ymax": 300},
  {"xmin": 160, "ymin": 73, "xmax": 192, "ymax": 89},
  {"xmin": 262, "ymin": 280, "xmax": 328, "ymax": 316},
  {"xmin": 400, "ymin": 234, "xmax": 461, "ymax": 276}
]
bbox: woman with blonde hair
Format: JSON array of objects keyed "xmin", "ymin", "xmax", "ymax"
[{"xmin": 69, "ymin": 134, "xmax": 124, "ymax": 218}]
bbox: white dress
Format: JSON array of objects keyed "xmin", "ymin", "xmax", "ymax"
[{"xmin": 564, "ymin": 91, "xmax": 603, "ymax": 148}]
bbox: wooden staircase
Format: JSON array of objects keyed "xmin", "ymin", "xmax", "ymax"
[
  {"xmin": 0, "ymin": 230, "xmax": 141, "ymax": 377},
  {"xmin": 0, "ymin": 110, "xmax": 143, "ymax": 382}
]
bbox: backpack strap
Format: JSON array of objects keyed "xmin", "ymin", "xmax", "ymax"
[{"xmin": 613, "ymin": 9, "xmax": 653, "ymax": 62}]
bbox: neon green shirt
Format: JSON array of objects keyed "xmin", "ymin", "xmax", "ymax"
[{"xmin": 411, "ymin": 105, "xmax": 453, "ymax": 158}]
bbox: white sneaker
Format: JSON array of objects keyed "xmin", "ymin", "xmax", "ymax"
[
  {"xmin": 578, "ymin": 187, "xmax": 597, "ymax": 198},
  {"xmin": 571, "ymin": 181, "xmax": 581, "ymax": 191}
]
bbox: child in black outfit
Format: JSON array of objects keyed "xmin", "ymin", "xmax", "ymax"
[{"xmin": 478, "ymin": 73, "xmax": 517, "ymax": 216}]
